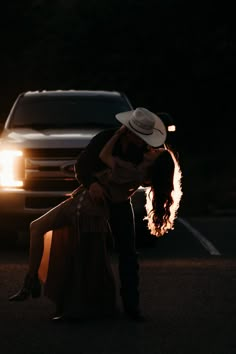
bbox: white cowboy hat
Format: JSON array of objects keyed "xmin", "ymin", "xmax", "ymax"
[{"xmin": 116, "ymin": 107, "xmax": 167, "ymax": 147}]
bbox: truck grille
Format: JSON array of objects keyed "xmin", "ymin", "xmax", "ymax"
[
  {"xmin": 24, "ymin": 148, "xmax": 82, "ymax": 192},
  {"xmin": 24, "ymin": 180, "xmax": 79, "ymax": 191},
  {"xmin": 24, "ymin": 148, "xmax": 81, "ymax": 158},
  {"xmin": 25, "ymin": 196, "xmax": 69, "ymax": 209}
]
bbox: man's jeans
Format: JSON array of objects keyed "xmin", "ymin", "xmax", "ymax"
[{"xmin": 109, "ymin": 199, "xmax": 139, "ymax": 312}]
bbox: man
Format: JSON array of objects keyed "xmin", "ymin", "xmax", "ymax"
[{"xmin": 75, "ymin": 107, "xmax": 167, "ymax": 321}]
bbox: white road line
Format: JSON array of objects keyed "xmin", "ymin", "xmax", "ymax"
[{"xmin": 178, "ymin": 217, "xmax": 221, "ymax": 256}]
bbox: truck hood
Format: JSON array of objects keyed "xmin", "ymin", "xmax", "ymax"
[{"xmin": 0, "ymin": 127, "xmax": 103, "ymax": 149}]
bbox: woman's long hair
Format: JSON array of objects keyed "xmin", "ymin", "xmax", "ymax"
[{"xmin": 144, "ymin": 146, "xmax": 183, "ymax": 237}]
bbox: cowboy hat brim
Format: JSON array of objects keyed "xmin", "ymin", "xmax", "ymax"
[{"xmin": 115, "ymin": 110, "xmax": 167, "ymax": 147}]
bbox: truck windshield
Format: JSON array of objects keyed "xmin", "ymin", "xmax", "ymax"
[{"xmin": 9, "ymin": 96, "xmax": 131, "ymax": 129}]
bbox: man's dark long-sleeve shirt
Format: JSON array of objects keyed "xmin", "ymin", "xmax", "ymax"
[
  {"xmin": 75, "ymin": 129, "xmax": 116, "ymax": 188},
  {"xmin": 75, "ymin": 128, "xmax": 147, "ymax": 189}
]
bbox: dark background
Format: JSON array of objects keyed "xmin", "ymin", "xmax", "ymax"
[
  {"xmin": 0, "ymin": 0, "xmax": 234, "ymax": 214},
  {"xmin": 0, "ymin": 0, "xmax": 234, "ymax": 150}
]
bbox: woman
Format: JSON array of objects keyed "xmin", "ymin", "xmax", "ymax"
[{"xmin": 9, "ymin": 120, "xmax": 182, "ymax": 320}]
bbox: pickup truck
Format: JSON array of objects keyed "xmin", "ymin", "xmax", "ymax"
[
  {"xmin": 0, "ymin": 90, "xmax": 176, "ymax": 246},
  {"xmin": 0, "ymin": 90, "xmax": 151, "ymax": 244}
]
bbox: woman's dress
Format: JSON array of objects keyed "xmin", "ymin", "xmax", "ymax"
[{"xmin": 38, "ymin": 153, "xmax": 158, "ymax": 318}]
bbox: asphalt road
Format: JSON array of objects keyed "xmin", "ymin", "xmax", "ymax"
[{"xmin": 1, "ymin": 215, "xmax": 236, "ymax": 354}]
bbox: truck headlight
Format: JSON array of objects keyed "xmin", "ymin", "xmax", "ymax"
[
  {"xmin": 168, "ymin": 125, "xmax": 176, "ymax": 132},
  {"xmin": 0, "ymin": 150, "xmax": 24, "ymax": 187}
]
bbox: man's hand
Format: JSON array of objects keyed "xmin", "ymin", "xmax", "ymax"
[
  {"xmin": 88, "ymin": 182, "xmax": 106, "ymax": 203},
  {"xmin": 115, "ymin": 125, "xmax": 127, "ymax": 136}
]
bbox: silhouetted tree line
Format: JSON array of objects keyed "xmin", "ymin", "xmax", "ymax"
[{"xmin": 0, "ymin": 0, "xmax": 234, "ymax": 151}]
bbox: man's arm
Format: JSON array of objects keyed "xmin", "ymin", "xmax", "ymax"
[{"xmin": 74, "ymin": 128, "xmax": 116, "ymax": 188}]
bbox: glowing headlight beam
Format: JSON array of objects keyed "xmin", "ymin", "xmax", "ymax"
[
  {"xmin": 0, "ymin": 150, "xmax": 23, "ymax": 187},
  {"xmin": 168, "ymin": 125, "xmax": 176, "ymax": 132}
]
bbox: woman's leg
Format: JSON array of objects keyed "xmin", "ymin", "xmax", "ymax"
[
  {"xmin": 28, "ymin": 197, "xmax": 76, "ymax": 277},
  {"xmin": 9, "ymin": 197, "xmax": 77, "ymax": 302}
]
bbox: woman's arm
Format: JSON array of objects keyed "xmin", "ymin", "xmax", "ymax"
[{"xmin": 99, "ymin": 125, "xmax": 127, "ymax": 168}]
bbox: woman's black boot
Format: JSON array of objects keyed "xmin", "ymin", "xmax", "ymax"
[{"xmin": 9, "ymin": 273, "xmax": 41, "ymax": 301}]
